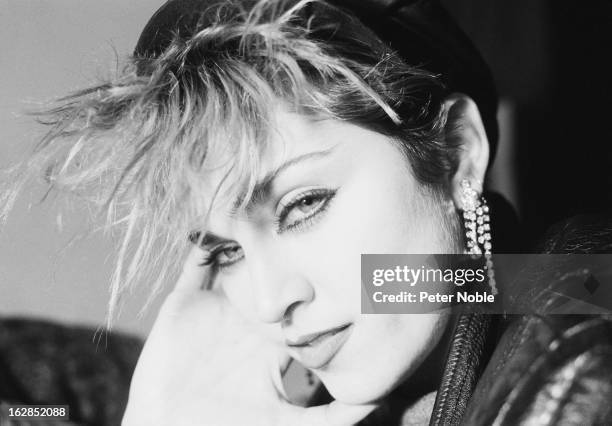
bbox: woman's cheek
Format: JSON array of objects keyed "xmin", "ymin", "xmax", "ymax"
[
  {"xmin": 289, "ymin": 189, "xmax": 401, "ymax": 308},
  {"xmin": 216, "ymin": 267, "xmax": 257, "ymax": 316}
]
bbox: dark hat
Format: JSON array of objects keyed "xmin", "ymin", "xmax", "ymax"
[{"xmin": 135, "ymin": 0, "xmax": 499, "ymax": 162}]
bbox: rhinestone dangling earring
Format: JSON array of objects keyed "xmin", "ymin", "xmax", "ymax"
[{"xmin": 460, "ymin": 179, "xmax": 497, "ymax": 295}]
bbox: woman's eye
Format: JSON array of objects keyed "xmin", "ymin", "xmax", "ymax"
[
  {"xmin": 295, "ymin": 195, "xmax": 325, "ymax": 213},
  {"xmin": 187, "ymin": 232, "xmax": 243, "ymax": 270},
  {"xmin": 212, "ymin": 245, "xmax": 244, "ymax": 268},
  {"xmin": 277, "ymin": 189, "xmax": 336, "ymax": 233},
  {"xmin": 195, "ymin": 243, "xmax": 244, "ymax": 270}
]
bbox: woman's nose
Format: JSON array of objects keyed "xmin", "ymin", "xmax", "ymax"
[{"xmin": 248, "ymin": 254, "xmax": 315, "ymax": 324}]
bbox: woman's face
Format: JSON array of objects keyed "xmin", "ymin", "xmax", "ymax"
[{"xmin": 201, "ymin": 110, "xmax": 460, "ymax": 404}]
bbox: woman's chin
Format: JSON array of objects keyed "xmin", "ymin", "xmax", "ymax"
[{"xmin": 316, "ymin": 370, "xmax": 399, "ymax": 405}]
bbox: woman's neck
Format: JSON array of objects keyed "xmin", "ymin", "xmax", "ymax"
[
  {"xmin": 395, "ymin": 313, "xmax": 458, "ymax": 401},
  {"xmin": 362, "ymin": 314, "xmax": 459, "ymax": 425}
]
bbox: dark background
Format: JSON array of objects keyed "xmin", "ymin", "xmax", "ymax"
[{"xmin": 443, "ymin": 0, "xmax": 612, "ymax": 244}]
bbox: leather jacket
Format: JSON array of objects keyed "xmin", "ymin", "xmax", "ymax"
[{"xmin": 430, "ymin": 214, "xmax": 612, "ymax": 426}]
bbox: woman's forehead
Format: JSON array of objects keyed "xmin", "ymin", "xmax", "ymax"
[
  {"xmin": 197, "ymin": 109, "xmax": 399, "ymax": 227},
  {"xmin": 259, "ymin": 111, "xmax": 341, "ymax": 167},
  {"xmin": 203, "ymin": 111, "xmax": 341, "ymax": 194}
]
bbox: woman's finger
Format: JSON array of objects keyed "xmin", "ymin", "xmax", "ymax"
[
  {"xmin": 174, "ymin": 245, "xmax": 213, "ymax": 292},
  {"xmin": 268, "ymin": 349, "xmax": 293, "ymax": 401}
]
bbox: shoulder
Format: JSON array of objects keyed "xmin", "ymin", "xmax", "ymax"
[
  {"xmin": 463, "ymin": 214, "xmax": 612, "ymax": 425},
  {"xmin": 464, "ymin": 314, "xmax": 612, "ymax": 425}
]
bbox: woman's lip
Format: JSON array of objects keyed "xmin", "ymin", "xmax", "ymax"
[
  {"xmin": 286, "ymin": 324, "xmax": 353, "ymax": 369},
  {"xmin": 286, "ymin": 324, "xmax": 351, "ymax": 347}
]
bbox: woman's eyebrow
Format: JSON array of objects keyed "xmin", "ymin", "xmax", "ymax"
[
  {"xmin": 230, "ymin": 145, "xmax": 338, "ymax": 214},
  {"xmin": 189, "ymin": 230, "xmax": 228, "ymax": 248},
  {"xmin": 192, "ymin": 146, "xmax": 339, "ymax": 246}
]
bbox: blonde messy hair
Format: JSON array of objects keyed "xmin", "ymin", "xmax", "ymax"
[{"xmin": 1, "ymin": 0, "xmax": 450, "ymax": 326}]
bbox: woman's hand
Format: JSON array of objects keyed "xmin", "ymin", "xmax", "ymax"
[{"xmin": 122, "ymin": 247, "xmax": 376, "ymax": 426}]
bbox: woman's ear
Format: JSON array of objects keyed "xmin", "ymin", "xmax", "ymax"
[{"xmin": 444, "ymin": 93, "xmax": 490, "ymax": 208}]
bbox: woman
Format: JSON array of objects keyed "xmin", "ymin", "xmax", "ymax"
[
  {"xmin": 123, "ymin": 2, "xmax": 484, "ymax": 423},
  {"xmin": 3, "ymin": 0, "xmax": 611, "ymax": 425}
]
